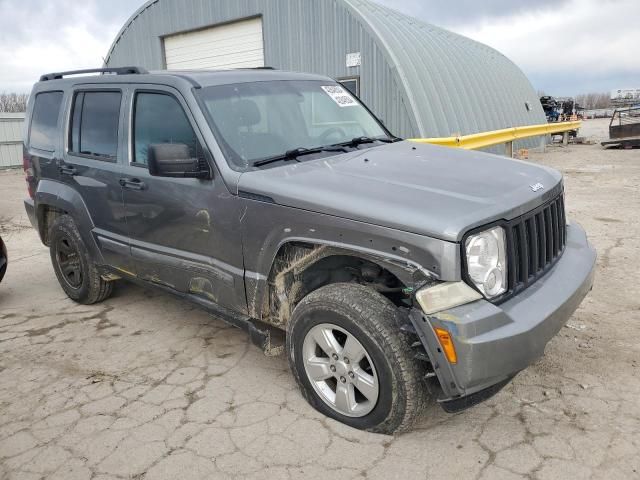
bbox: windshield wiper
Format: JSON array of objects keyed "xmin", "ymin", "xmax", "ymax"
[
  {"xmin": 333, "ymin": 136, "xmax": 402, "ymax": 148},
  {"xmin": 252, "ymin": 146, "xmax": 347, "ymax": 168}
]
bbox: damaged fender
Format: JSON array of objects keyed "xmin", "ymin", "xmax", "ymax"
[{"xmin": 238, "ymin": 197, "xmax": 462, "ymax": 324}]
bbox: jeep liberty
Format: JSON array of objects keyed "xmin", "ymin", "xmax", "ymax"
[{"xmin": 23, "ymin": 67, "xmax": 596, "ymax": 433}]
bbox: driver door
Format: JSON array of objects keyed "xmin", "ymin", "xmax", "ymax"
[{"xmin": 120, "ymin": 85, "xmax": 246, "ymax": 313}]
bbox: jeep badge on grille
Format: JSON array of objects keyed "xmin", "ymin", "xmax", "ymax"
[{"xmin": 530, "ymin": 183, "xmax": 544, "ymax": 192}]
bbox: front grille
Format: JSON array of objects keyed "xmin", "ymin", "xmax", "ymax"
[{"xmin": 507, "ymin": 193, "xmax": 567, "ymax": 295}]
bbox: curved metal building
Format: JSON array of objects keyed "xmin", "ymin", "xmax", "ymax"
[{"xmin": 105, "ymin": 0, "xmax": 546, "ymax": 140}]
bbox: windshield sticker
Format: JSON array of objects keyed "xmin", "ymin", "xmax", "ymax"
[{"xmin": 321, "ymin": 85, "xmax": 358, "ymax": 107}]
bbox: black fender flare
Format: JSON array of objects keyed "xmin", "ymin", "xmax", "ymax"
[{"xmin": 34, "ymin": 179, "xmax": 104, "ymax": 264}]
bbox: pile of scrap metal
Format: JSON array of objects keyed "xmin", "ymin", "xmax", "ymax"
[
  {"xmin": 557, "ymin": 98, "xmax": 581, "ymax": 121},
  {"xmin": 541, "ymin": 96, "xmax": 581, "ymax": 122},
  {"xmin": 540, "ymin": 96, "xmax": 560, "ymax": 122},
  {"xmin": 602, "ymin": 106, "xmax": 640, "ymax": 149},
  {"xmin": 540, "ymin": 96, "xmax": 579, "ymax": 139}
]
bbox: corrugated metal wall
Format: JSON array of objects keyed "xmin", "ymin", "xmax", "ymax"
[
  {"xmin": 346, "ymin": 0, "xmax": 546, "ymax": 138},
  {"xmin": 106, "ymin": 0, "xmax": 417, "ymax": 136},
  {"xmin": 0, "ymin": 113, "xmax": 24, "ymax": 169},
  {"xmin": 105, "ymin": 0, "xmax": 545, "ymax": 142}
]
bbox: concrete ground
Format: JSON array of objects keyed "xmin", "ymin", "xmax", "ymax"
[{"xmin": 0, "ymin": 118, "xmax": 638, "ymax": 479}]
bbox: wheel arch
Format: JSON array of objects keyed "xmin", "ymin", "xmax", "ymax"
[
  {"xmin": 34, "ymin": 179, "xmax": 103, "ymax": 263},
  {"xmin": 251, "ymin": 239, "xmax": 435, "ymax": 328}
]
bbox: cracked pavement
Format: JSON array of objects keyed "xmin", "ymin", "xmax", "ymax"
[{"xmin": 0, "ymin": 119, "xmax": 639, "ymax": 479}]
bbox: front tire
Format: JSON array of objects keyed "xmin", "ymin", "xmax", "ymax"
[
  {"xmin": 287, "ymin": 283, "xmax": 427, "ymax": 434},
  {"xmin": 49, "ymin": 215, "xmax": 113, "ymax": 305}
]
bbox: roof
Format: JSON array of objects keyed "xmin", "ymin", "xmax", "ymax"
[
  {"xmin": 151, "ymin": 69, "xmax": 333, "ymax": 87},
  {"xmin": 342, "ymin": 0, "xmax": 544, "ymax": 137},
  {"xmin": 105, "ymin": 0, "xmax": 160, "ymax": 65},
  {"xmin": 34, "ymin": 68, "xmax": 332, "ymax": 90}
]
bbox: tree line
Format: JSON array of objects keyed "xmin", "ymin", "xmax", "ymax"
[
  {"xmin": 538, "ymin": 90, "xmax": 612, "ymax": 110},
  {"xmin": 574, "ymin": 92, "xmax": 611, "ymax": 110},
  {"xmin": 0, "ymin": 93, "xmax": 29, "ymax": 113}
]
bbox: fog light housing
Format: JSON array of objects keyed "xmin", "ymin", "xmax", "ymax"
[{"xmin": 415, "ymin": 282, "xmax": 482, "ymax": 315}]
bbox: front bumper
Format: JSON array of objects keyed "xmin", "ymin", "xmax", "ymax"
[{"xmin": 410, "ymin": 221, "xmax": 596, "ymax": 406}]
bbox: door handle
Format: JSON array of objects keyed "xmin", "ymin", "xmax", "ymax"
[
  {"xmin": 59, "ymin": 165, "xmax": 77, "ymax": 176},
  {"xmin": 119, "ymin": 177, "xmax": 147, "ymax": 191}
]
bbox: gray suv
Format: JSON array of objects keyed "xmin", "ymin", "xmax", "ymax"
[{"xmin": 23, "ymin": 67, "xmax": 596, "ymax": 433}]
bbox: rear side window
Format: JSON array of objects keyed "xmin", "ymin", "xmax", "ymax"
[
  {"xmin": 133, "ymin": 92, "xmax": 198, "ymax": 165},
  {"xmin": 30, "ymin": 91, "xmax": 64, "ymax": 152},
  {"xmin": 70, "ymin": 91, "xmax": 122, "ymax": 160}
]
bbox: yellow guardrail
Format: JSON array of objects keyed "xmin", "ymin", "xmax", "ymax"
[{"xmin": 409, "ymin": 121, "xmax": 581, "ymax": 150}]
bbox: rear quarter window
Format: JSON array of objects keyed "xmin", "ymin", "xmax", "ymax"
[{"xmin": 29, "ymin": 91, "xmax": 64, "ymax": 152}]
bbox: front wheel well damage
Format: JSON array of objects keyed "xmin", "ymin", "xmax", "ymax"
[
  {"xmin": 263, "ymin": 243, "xmax": 416, "ymax": 329},
  {"xmin": 264, "ymin": 243, "xmax": 441, "ymax": 394}
]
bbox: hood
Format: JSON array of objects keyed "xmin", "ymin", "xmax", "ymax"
[{"xmin": 237, "ymin": 141, "xmax": 563, "ymax": 243}]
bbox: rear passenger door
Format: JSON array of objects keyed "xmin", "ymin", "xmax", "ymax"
[
  {"xmin": 120, "ymin": 86, "xmax": 246, "ymax": 313},
  {"xmin": 60, "ymin": 87, "xmax": 133, "ymax": 273}
]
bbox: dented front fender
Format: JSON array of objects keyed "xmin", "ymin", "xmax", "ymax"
[{"xmin": 238, "ymin": 197, "xmax": 461, "ymax": 320}]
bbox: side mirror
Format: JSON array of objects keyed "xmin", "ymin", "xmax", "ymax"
[{"xmin": 147, "ymin": 144, "xmax": 210, "ymax": 179}]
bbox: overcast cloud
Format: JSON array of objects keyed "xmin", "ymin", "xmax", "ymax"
[
  {"xmin": 1, "ymin": 0, "xmax": 638, "ymax": 96},
  {"xmin": 378, "ymin": 0, "xmax": 640, "ymax": 95},
  {"xmin": 0, "ymin": 0, "xmax": 135, "ymax": 92}
]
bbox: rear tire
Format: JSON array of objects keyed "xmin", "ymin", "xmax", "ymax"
[
  {"xmin": 49, "ymin": 215, "xmax": 113, "ymax": 305},
  {"xmin": 287, "ymin": 283, "xmax": 427, "ymax": 434}
]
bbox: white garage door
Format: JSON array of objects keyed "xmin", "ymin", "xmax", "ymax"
[{"xmin": 164, "ymin": 17, "xmax": 264, "ymax": 70}]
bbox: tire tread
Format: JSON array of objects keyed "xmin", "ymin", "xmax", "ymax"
[
  {"xmin": 49, "ymin": 215, "xmax": 114, "ymax": 305},
  {"xmin": 288, "ymin": 283, "xmax": 427, "ymax": 434}
]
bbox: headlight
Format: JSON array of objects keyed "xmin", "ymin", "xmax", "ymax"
[{"xmin": 465, "ymin": 226, "xmax": 507, "ymax": 298}]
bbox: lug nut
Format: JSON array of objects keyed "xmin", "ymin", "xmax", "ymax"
[
  {"xmin": 340, "ymin": 376, "xmax": 346, "ymax": 383},
  {"xmin": 344, "ymin": 357, "xmax": 350, "ymax": 364},
  {"xmin": 332, "ymin": 353, "xmax": 339, "ymax": 361},
  {"xmin": 348, "ymin": 371, "xmax": 355, "ymax": 379},
  {"xmin": 330, "ymin": 365, "xmax": 336, "ymax": 372}
]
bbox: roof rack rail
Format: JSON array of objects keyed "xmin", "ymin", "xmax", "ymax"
[{"xmin": 39, "ymin": 66, "xmax": 149, "ymax": 82}]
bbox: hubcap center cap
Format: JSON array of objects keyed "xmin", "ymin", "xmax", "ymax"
[{"xmin": 334, "ymin": 361, "xmax": 349, "ymax": 377}]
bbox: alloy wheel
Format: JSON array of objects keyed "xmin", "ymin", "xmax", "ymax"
[{"xmin": 302, "ymin": 323, "xmax": 379, "ymax": 417}]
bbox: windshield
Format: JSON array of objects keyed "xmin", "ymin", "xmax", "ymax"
[{"xmin": 197, "ymin": 80, "xmax": 391, "ymax": 169}]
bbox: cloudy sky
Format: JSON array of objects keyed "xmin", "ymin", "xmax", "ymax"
[{"xmin": 0, "ymin": 0, "xmax": 637, "ymax": 96}]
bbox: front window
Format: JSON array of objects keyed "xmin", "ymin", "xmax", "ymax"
[
  {"xmin": 133, "ymin": 92, "xmax": 200, "ymax": 166},
  {"xmin": 197, "ymin": 80, "xmax": 392, "ymax": 169}
]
